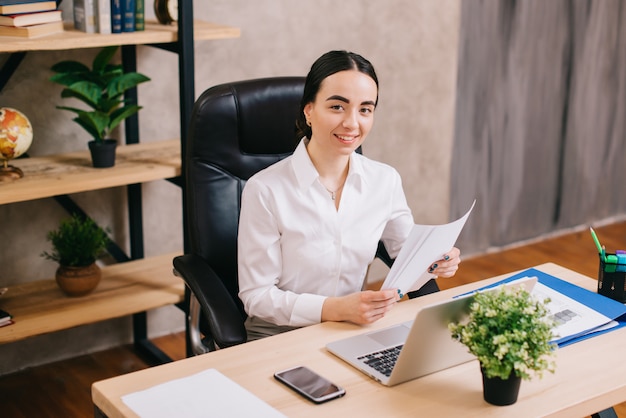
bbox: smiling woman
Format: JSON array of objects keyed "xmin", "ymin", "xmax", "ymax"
[
  {"xmin": 237, "ymin": 50, "xmax": 462, "ymax": 341},
  {"xmin": 304, "ymin": 70, "xmax": 378, "ymax": 194}
]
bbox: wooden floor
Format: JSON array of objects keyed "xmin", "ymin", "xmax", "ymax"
[{"xmin": 1, "ymin": 221, "xmax": 625, "ymax": 417}]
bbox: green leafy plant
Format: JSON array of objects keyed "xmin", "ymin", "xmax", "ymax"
[
  {"xmin": 41, "ymin": 215, "xmax": 110, "ymax": 267},
  {"xmin": 49, "ymin": 46, "xmax": 150, "ymax": 143},
  {"xmin": 449, "ymin": 285, "xmax": 557, "ymax": 380}
]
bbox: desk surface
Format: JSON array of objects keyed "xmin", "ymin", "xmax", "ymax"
[{"xmin": 92, "ymin": 263, "xmax": 626, "ymax": 417}]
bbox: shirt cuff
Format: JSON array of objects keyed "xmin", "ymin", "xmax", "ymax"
[{"xmin": 289, "ymin": 293, "xmax": 327, "ymax": 327}]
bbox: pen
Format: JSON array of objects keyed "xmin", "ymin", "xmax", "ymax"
[{"xmin": 590, "ymin": 227, "xmax": 603, "ymax": 254}]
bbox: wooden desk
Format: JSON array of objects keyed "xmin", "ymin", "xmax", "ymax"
[{"xmin": 92, "ymin": 263, "xmax": 626, "ymax": 417}]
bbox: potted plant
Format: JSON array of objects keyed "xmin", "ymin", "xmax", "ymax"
[
  {"xmin": 49, "ymin": 46, "xmax": 150, "ymax": 168},
  {"xmin": 41, "ymin": 214, "xmax": 110, "ymax": 297},
  {"xmin": 449, "ymin": 285, "xmax": 557, "ymax": 406}
]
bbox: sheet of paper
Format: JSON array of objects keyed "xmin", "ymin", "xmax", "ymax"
[
  {"xmin": 531, "ymin": 281, "xmax": 618, "ymax": 345},
  {"xmin": 465, "ymin": 268, "xmax": 626, "ymax": 347},
  {"xmin": 381, "ymin": 200, "xmax": 475, "ymax": 294},
  {"xmin": 121, "ymin": 368, "xmax": 286, "ymax": 418}
]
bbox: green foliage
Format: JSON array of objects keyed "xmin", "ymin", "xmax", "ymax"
[
  {"xmin": 41, "ymin": 215, "xmax": 110, "ymax": 267},
  {"xmin": 449, "ymin": 285, "xmax": 557, "ymax": 380},
  {"xmin": 50, "ymin": 46, "xmax": 150, "ymax": 143}
]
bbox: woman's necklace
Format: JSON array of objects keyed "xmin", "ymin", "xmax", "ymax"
[{"xmin": 323, "ymin": 183, "xmax": 343, "ymax": 200}]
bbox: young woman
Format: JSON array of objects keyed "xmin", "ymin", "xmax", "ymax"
[{"xmin": 238, "ymin": 50, "xmax": 461, "ymax": 340}]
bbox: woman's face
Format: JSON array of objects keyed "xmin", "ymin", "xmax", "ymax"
[{"xmin": 304, "ymin": 70, "xmax": 378, "ymax": 156}]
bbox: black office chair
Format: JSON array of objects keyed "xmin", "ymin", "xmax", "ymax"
[{"xmin": 173, "ymin": 77, "xmax": 438, "ymax": 355}]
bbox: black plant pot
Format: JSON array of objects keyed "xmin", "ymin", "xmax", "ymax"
[
  {"xmin": 88, "ymin": 139, "xmax": 117, "ymax": 168},
  {"xmin": 481, "ymin": 368, "xmax": 522, "ymax": 406}
]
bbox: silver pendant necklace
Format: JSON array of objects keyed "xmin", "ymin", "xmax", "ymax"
[{"xmin": 323, "ymin": 184, "xmax": 342, "ymax": 200}]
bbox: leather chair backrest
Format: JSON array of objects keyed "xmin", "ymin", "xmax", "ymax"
[{"xmin": 184, "ymin": 77, "xmax": 305, "ymax": 318}]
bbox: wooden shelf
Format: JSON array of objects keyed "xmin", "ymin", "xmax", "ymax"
[
  {"xmin": 0, "ymin": 139, "xmax": 181, "ymax": 205},
  {"xmin": 0, "ymin": 20, "xmax": 240, "ymax": 52},
  {"xmin": 0, "ymin": 252, "xmax": 184, "ymax": 344}
]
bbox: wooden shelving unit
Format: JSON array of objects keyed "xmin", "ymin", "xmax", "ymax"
[{"xmin": 0, "ymin": 9, "xmax": 240, "ymax": 362}]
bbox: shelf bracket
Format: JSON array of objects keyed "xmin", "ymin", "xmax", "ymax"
[
  {"xmin": 0, "ymin": 52, "xmax": 26, "ymax": 93},
  {"xmin": 52, "ymin": 194, "xmax": 131, "ymax": 263},
  {"xmin": 150, "ymin": 43, "xmax": 180, "ymax": 54}
]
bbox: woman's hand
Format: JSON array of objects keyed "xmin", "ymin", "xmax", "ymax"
[
  {"xmin": 321, "ymin": 289, "xmax": 400, "ymax": 325},
  {"xmin": 428, "ymin": 246, "xmax": 461, "ymax": 278}
]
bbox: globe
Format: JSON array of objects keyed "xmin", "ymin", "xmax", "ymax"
[{"xmin": 0, "ymin": 107, "xmax": 33, "ymax": 181}]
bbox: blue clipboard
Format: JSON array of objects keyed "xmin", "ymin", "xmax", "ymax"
[{"xmin": 475, "ymin": 268, "xmax": 626, "ymax": 347}]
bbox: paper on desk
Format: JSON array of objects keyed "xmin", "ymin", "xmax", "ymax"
[
  {"xmin": 471, "ymin": 268, "xmax": 626, "ymax": 347},
  {"xmin": 531, "ymin": 281, "xmax": 619, "ymax": 345},
  {"xmin": 121, "ymin": 368, "xmax": 286, "ymax": 418},
  {"xmin": 381, "ymin": 200, "xmax": 475, "ymax": 295}
]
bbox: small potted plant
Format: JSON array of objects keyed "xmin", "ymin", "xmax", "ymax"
[
  {"xmin": 449, "ymin": 285, "xmax": 557, "ymax": 406},
  {"xmin": 49, "ymin": 46, "xmax": 150, "ymax": 168},
  {"xmin": 41, "ymin": 214, "xmax": 110, "ymax": 297}
]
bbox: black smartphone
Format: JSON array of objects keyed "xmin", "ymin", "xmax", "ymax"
[{"xmin": 274, "ymin": 366, "xmax": 346, "ymax": 404}]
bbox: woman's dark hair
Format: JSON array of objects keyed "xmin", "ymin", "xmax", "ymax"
[{"xmin": 295, "ymin": 50, "xmax": 379, "ymax": 140}]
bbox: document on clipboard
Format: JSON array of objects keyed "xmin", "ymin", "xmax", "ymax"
[{"xmin": 381, "ymin": 200, "xmax": 475, "ymax": 295}]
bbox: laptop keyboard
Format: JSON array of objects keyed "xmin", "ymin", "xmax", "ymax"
[{"xmin": 358, "ymin": 344, "xmax": 404, "ymax": 377}]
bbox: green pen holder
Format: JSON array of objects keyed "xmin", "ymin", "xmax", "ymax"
[{"xmin": 598, "ymin": 254, "xmax": 626, "ymax": 303}]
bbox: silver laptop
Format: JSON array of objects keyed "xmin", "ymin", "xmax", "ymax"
[{"xmin": 326, "ymin": 276, "xmax": 537, "ymax": 386}]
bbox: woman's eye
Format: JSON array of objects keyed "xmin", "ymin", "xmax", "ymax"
[
  {"xmin": 361, "ymin": 107, "xmax": 374, "ymax": 114},
  {"xmin": 330, "ymin": 104, "xmax": 344, "ymax": 110}
]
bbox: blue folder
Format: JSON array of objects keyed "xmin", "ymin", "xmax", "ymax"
[{"xmin": 473, "ymin": 268, "xmax": 626, "ymax": 347}]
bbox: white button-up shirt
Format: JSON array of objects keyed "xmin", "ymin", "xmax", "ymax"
[{"xmin": 238, "ymin": 139, "xmax": 413, "ymax": 327}]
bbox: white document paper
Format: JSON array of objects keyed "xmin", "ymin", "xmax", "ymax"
[
  {"xmin": 531, "ymin": 281, "xmax": 618, "ymax": 344},
  {"xmin": 121, "ymin": 368, "xmax": 286, "ymax": 418},
  {"xmin": 381, "ymin": 200, "xmax": 475, "ymax": 294}
]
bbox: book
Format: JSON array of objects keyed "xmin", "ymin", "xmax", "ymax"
[
  {"xmin": 0, "ymin": 19, "xmax": 63, "ymax": 37},
  {"xmin": 0, "ymin": 309, "xmax": 13, "ymax": 327},
  {"xmin": 121, "ymin": 0, "xmax": 134, "ymax": 32},
  {"xmin": 73, "ymin": 0, "xmax": 96, "ymax": 33},
  {"xmin": 134, "ymin": 0, "xmax": 143, "ymax": 31},
  {"xmin": 0, "ymin": 0, "xmax": 56, "ymax": 14},
  {"xmin": 110, "ymin": 0, "xmax": 121, "ymax": 33},
  {"xmin": 0, "ymin": 9, "xmax": 61, "ymax": 27},
  {"xmin": 94, "ymin": 0, "xmax": 110, "ymax": 34}
]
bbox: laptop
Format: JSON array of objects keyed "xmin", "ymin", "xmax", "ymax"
[{"xmin": 326, "ymin": 276, "xmax": 537, "ymax": 386}]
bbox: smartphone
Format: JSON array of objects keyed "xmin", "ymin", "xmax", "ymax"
[{"xmin": 274, "ymin": 366, "xmax": 346, "ymax": 404}]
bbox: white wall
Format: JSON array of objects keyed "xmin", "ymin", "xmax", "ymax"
[{"xmin": 0, "ymin": 0, "xmax": 460, "ymax": 374}]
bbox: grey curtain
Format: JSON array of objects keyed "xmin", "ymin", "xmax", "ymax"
[{"xmin": 451, "ymin": 0, "xmax": 626, "ymax": 254}]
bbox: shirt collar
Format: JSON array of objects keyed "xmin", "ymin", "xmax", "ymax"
[{"xmin": 291, "ymin": 138, "xmax": 366, "ymax": 194}]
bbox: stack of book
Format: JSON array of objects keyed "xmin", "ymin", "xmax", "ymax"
[
  {"xmin": 74, "ymin": 0, "xmax": 144, "ymax": 34},
  {"xmin": 0, "ymin": 0, "xmax": 63, "ymax": 38},
  {"xmin": 0, "ymin": 288, "xmax": 12, "ymax": 328},
  {"xmin": 0, "ymin": 309, "xmax": 13, "ymax": 327}
]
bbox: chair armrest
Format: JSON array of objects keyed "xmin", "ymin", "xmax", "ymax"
[
  {"xmin": 406, "ymin": 278, "xmax": 440, "ymax": 299},
  {"xmin": 375, "ymin": 241, "xmax": 394, "ymax": 268},
  {"xmin": 173, "ymin": 254, "xmax": 247, "ymax": 349}
]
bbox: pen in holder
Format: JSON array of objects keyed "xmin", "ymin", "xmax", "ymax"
[{"xmin": 598, "ymin": 253, "xmax": 626, "ymax": 303}]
